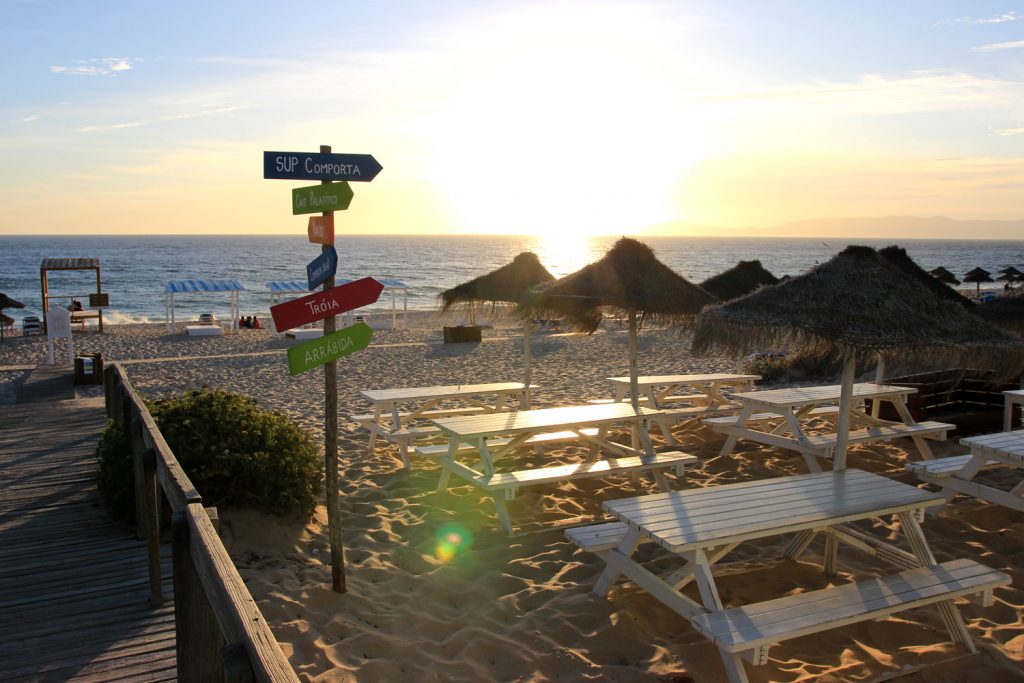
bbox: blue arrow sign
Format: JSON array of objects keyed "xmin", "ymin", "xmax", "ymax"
[
  {"xmin": 263, "ymin": 151, "xmax": 383, "ymax": 182},
  {"xmin": 307, "ymin": 247, "xmax": 338, "ymax": 290}
]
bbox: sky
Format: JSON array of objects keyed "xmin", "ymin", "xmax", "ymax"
[{"xmin": 2, "ymin": 1, "xmax": 1023, "ymax": 238}]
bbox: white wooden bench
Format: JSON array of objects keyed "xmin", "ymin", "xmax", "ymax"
[
  {"xmin": 906, "ymin": 454, "xmax": 1002, "ymax": 478},
  {"xmin": 566, "ymin": 521, "xmax": 633, "ymax": 553},
  {"xmin": 704, "ymin": 405, "xmax": 840, "ymax": 428},
  {"xmin": 691, "ymin": 558, "xmax": 1008, "ymax": 666},
  {"xmin": 349, "ymin": 406, "xmax": 488, "ymax": 426},
  {"xmin": 482, "ymin": 451, "xmax": 697, "ymax": 500},
  {"xmin": 414, "ymin": 428, "xmax": 602, "ymax": 459}
]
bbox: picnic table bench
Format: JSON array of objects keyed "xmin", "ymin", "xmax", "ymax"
[
  {"xmin": 567, "ymin": 469, "xmax": 1008, "ymax": 682},
  {"xmin": 354, "ymin": 382, "xmax": 533, "ymax": 467},
  {"xmin": 428, "ymin": 402, "xmax": 697, "ymax": 535},
  {"xmin": 707, "ymin": 383, "xmax": 954, "ymax": 471},
  {"xmin": 908, "ymin": 430, "xmax": 1024, "ymax": 512}
]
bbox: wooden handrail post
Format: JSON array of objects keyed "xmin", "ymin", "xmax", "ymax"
[
  {"xmin": 221, "ymin": 642, "xmax": 256, "ymax": 683},
  {"xmin": 103, "ymin": 365, "xmax": 115, "ymax": 419},
  {"xmin": 131, "ymin": 414, "xmax": 148, "ymax": 541},
  {"xmin": 142, "ymin": 448, "xmax": 163, "ymax": 607},
  {"xmin": 172, "ymin": 510, "xmax": 225, "ymax": 681}
]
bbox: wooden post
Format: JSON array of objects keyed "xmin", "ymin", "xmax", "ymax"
[
  {"xmin": 142, "ymin": 448, "xmax": 163, "ymax": 606},
  {"xmin": 172, "ymin": 510, "xmax": 224, "ymax": 681},
  {"xmin": 321, "ymin": 143, "xmax": 347, "ymax": 593},
  {"xmin": 523, "ymin": 320, "xmax": 532, "ymax": 408},
  {"xmin": 833, "ymin": 356, "xmax": 857, "ymax": 471},
  {"xmin": 871, "ymin": 354, "xmax": 885, "ymax": 418},
  {"xmin": 131, "ymin": 415, "xmax": 149, "ymax": 541},
  {"xmin": 103, "ymin": 365, "xmax": 115, "ymax": 419}
]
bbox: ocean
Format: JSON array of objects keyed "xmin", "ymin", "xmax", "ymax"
[{"xmin": 0, "ymin": 234, "xmax": 1021, "ymax": 326}]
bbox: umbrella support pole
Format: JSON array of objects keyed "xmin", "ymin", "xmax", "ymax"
[
  {"xmin": 833, "ymin": 356, "xmax": 857, "ymax": 471},
  {"xmin": 872, "ymin": 355, "xmax": 885, "ymax": 417},
  {"xmin": 523, "ymin": 321, "xmax": 532, "ymax": 408}
]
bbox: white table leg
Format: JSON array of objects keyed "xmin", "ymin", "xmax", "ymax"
[
  {"xmin": 897, "ymin": 511, "xmax": 976, "ymax": 652},
  {"xmin": 719, "ymin": 404, "xmax": 753, "ymax": 457},
  {"xmin": 594, "ymin": 526, "xmax": 641, "ymax": 596},
  {"xmin": 784, "ymin": 529, "xmax": 817, "ymax": 559},
  {"xmin": 369, "ymin": 404, "xmax": 382, "ymax": 452},
  {"xmin": 435, "ymin": 439, "xmax": 457, "ymax": 493},
  {"xmin": 683, "ymin": 549, "xmax": 750, "ymax": 683}
]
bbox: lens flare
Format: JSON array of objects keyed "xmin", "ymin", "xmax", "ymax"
[{"xmin": 435, "ymin": 523, "xmax": 472, "ymax": 563}]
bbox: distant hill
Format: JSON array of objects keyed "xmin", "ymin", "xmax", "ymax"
[{"xmin": 636, "ymin": 216, "xmax": 1024, "ymax": 239}]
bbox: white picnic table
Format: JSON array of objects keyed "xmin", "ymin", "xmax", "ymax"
[
  {"xmin": 354, "ymin": 382, "xmax": 533, "ymax": 467},
  {"xmin": 607, "ymin": 373, "xmax": 760, "ymax": 445},
  {"xmin": 706, "ymin": 382, "xmax": 954, "ymax": 471},
  {"xmin": 425, "ymin": 402, "xmax": 697, "ymax": 535},
  {"xmin": 908, "ymin": 430, "xmax": 1024, "ymax": 512},
  {"xmin": 569, "ymin": 469, "xmax": 1007, "ymax": 683}
]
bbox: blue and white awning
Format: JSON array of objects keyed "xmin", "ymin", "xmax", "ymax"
[
  {"xmin": 165, "ymin": 279, "xmax": 246, "ymax": 293},
  {"xmin": 266, "ymin": 281, "xmax": 310, "ymax": 294}
]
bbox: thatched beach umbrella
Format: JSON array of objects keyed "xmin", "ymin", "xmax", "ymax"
[
  {"xmin": 997, "ymin": 266, "xmax": 1023, "ymax": 278},
  {"xmin": 996, "ymin": 270, "xmax": 1021, "ymax": 289},
  {"xmin": 694, "ymin": 245, "xmax": 1024, "ymax": 469},
  {"xmin": 0, "ymin": 292, "xmax": 25, "ymax": 343},
  {"xmin": 521, "ymin": 238, "xmax": 716, "ymax": 407},
  {"xmin": 927, "ymin": 266, "xmax": 960, "ymax": 286},
  {"xmin": 880, "ymin": 247, "xmax": 973, "ymax": 310},
  {"xmin": 963, "ymin": 267, "xmax": 993, "ymax": 295},
  {"xmin": 439, "ymin": 252, "xmax": 555, "ymax": 397},
  {"xmin": 700, "ymin": 260, "xmax": 779, "ymax": 301}
]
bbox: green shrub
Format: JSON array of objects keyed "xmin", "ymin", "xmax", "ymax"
[
  {"xmin": 96, "ymin": 389, "xmax": 323, "ymax": 524},
  {"xmin": 149, "ymin": 389, "xmax": 323, "ymax": 517},
  {"xmin": 95, "ymin": 419, "xmax": 136, "ymax": 524}
]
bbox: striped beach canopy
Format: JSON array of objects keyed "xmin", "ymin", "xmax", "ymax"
[
  {"xmin": 266, "ymin": 281, "xmax": 309, "ymax": 294},
  {"xmin": 164, "ymin": 279, "xmax": 246, "ymax": 293}
]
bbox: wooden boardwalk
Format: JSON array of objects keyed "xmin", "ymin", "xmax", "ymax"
[{"xmin": 0, "ymin": 395, "xmax": 177, "ymax": 681}]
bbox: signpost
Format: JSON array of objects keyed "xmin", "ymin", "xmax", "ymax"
[
  {"xmin": 270, "ymin": 276, "xmax": 383, "ymax": 333},
  {"xmin": 263, "ymin": 151, "xmax": 383, "ymax": 182},
  {"xmin": 293, "ymin": 182, "xmax": 354, "ymax": 215},
  {"xmin": 263, "ymin": 143, "xmax": 383, "ymax": 594},
  {"xmin": 287, "ymin": 322, "xmax": 372, "ymax": 375},
  {"xmin": 307, "ymin": 247, "xmax": 338, "ymax": 291},
  {"xmin": 308, "ymin": 215, "xmax": 334, "ymax": 245}
]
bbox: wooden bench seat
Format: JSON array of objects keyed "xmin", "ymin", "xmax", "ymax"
[
  {"xmin": 349, "ymin": 406, "xmax": 489, "ymax": 425},
  {"xmin": 704, "ymin": 406, "xmax": 840, "ymax": 428},
  {"xmin": 414, "ymin": 428, "xmax": 601, "ymax": 458},
  {"xmin": 565, "ymin": 521, "xmax": 631, "ymax": 553},
  {"xmin": 807, "ymin": 421, "xmax": 953, "ymax": 454},
  {"xmin": 483, "ymin": 451, "xmax": 697, "ymax": 499},
  {"xmin": 587, "ymin": 395, "xmax": 710, "ymax": 406},
  {"xmin": 906, "ymin": 454, "xmax": 1002, "ymax": 478},
  {"xmin": 692, "ymin": 559, "xmax": 1008, "ymax": 664}
]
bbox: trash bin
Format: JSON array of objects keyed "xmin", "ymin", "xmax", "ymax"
[{"xmin": 74, "ymin": 353, "xmax": 104, "ymax": 385}]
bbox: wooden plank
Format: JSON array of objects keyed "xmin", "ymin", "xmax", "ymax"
[
  {"xmin": 692, "ymin": 559, "xmax": 1007, "ymax": 652},
  {"xmin": 360, "ymin": 382, "xmax": 531, "ymax": 402},
  {"xmin": 433, "ymin": 402, "xmax": 662, "ymax": 438},
  {"xmin": 731, "ymin": 382, "xmax": 915, "ymax": 408},
  {"xmin": 484, "ymin": 452, "xmax": 697, "ymax": 490}
]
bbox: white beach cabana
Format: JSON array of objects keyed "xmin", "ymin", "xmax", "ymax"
[
  {"xmin": 164, "ymin": 279, "xmax": 245, "ymax": 333},
  {"xmin": 342, "ymin": 276, "xmax": 409, "ymax": 329}
]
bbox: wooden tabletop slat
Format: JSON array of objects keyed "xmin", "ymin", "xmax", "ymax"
[
  {"xmin": 432, "ymin": 402, "xmax": 662, "ymax": 438},
  {"xmin": 360, "ymin": 382, "xmax": 532, "ymax": 402},
  {"xmin": 606, "ymin": 373, "xmax": 760, "ymax": 386},
  {"xmin": 731, "ymin": 382, "xmax": 916, "ymax": 408}
]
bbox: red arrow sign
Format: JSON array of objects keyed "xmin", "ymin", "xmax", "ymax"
[{"xmin": 271, "ymin": 277, "xmax": 383, "ymax": 333}]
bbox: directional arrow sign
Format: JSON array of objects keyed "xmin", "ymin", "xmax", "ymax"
[
  {"xmin": 270, "ymin": 276, "xmax": 383, "ymax": 333},
  {"xmin": 263, "ymin": 151, "xmax": 383, "ymax": 182},
  {"xmin": 307, "ymin": 247, "xmax": 338, "ymax": 291},
  {"xmin": 288, "ymin": 323, "xmax": 373, "ymax": 376},
  {"xmin": 307, "ymin": 215, "xmax": 334, "ymax": 245},
  {"xmin": 292, "ymin": 182, "xmax": 354, "ymax": 215}
]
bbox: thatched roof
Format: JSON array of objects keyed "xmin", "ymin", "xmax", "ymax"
[
  {"xmin": 700, "ymin": 260, "xmax": 779, "ymax": 301},
  {"xmin": 693, "ymin": 245, "xmax": 1024, "ymax": 372},
  {"xmin": 932, "ymin": 270, "xmax": 960, "ymax": 286},
  {"xmin": 996, "ymin": 272, "xmax": 1020, "ymax": 283},
  {"xmin": 1, "ymin": 313, "xmax": 13, "ymax": 325},
  {"xmin": 439, "ymin": 252, "xmax": 555, "ymax": 313},
  {"xmin": 520, "ymin": 238, "xmax": 716, "ymax": 332},
  {"xmin": 879, "ymin": 246, "xmax": 973, "ymax": 309},
  {"xmin": 963, "ymin": 267, "xmax": 993, "ymax": 284},
  {"xmin": 976, "ymin": 290, "xmax": 1024, "ymax": 334},
  {"xmin": 0, "ymin": 293, "xmax": 25, "ymax": 309},
  {"xmin": 997, "ymin": 266, "xmax": 1023, "ymax": 278}
]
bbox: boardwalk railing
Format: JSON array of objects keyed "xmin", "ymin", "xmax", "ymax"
[{"xmin": 104, "ymin": 363, "xmax": 299, "ymax": 682}]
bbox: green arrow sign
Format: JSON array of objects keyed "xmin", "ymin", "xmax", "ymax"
[
  {"xmin": 292, "ymin": 182, "xmax": 354, "ymax": 215},
  {"xmin": 287, "ymin": 322, "xmax": 373, "ymax": 376}
]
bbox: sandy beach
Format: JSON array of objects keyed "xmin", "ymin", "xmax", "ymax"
[{"xmin": 2, "ymin": 313, "xmax": 1021, "ymax": 682}]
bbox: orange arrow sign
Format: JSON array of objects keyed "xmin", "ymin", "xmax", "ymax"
[{"xmin": 308, "ymin": 215, "xmax": 334, "ymax": 245}]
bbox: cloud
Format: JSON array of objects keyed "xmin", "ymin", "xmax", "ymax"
[
  {"xmin": 693, "ymin": 70, "xmax": 1018, "ymax": 115},
  {"xmin": 995, "ymin": 126, "xmax": 1024, "ymax": 136},
  {"xmin": 971, "ymin": 39, "xmax": 1024, "ymax": 52},
  {"xmin": 14, "ymin": 114, "xmax": 39, "ymax": 123},
  {"xmin": 76, "ymin": 106, "xmax": 244, "ymax": 132},
  {"xmin": 938, "ymin": 11, "xmax": 1022, "ymax": 26},
  {"xmin": 50, "ymin": 57, "xmax": 135, "ymax": 76}
]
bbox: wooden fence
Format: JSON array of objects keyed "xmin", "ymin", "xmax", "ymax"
[{"xmin": 104, "ymin": 363, "xmax": 299, "ymax": 682}]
